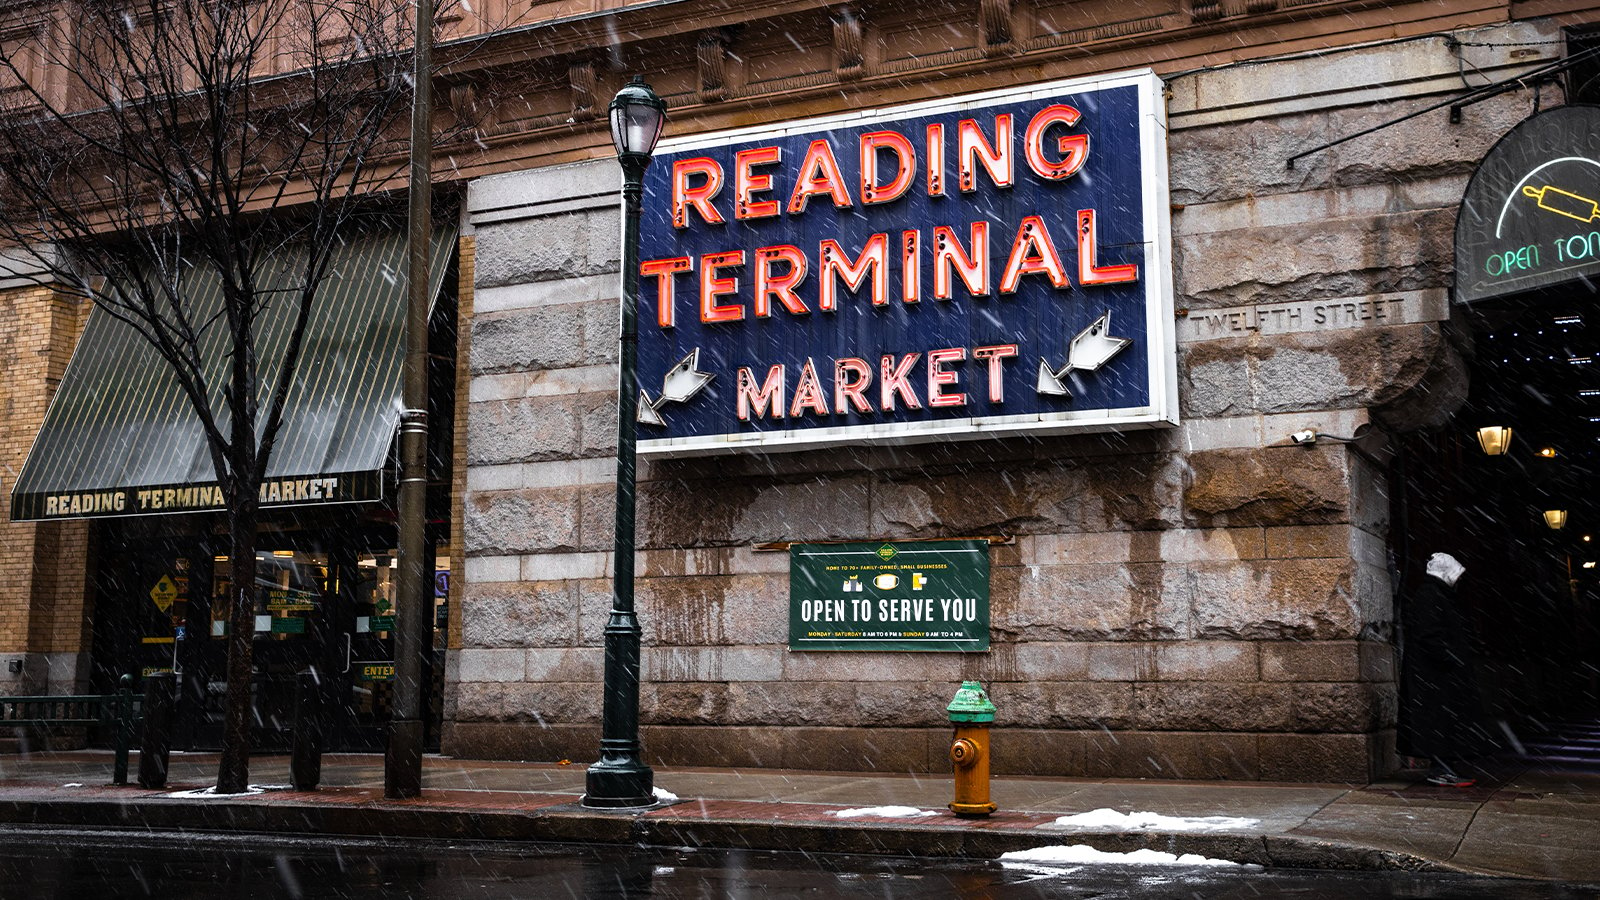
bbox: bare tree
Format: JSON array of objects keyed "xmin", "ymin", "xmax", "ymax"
[{"xmin": 0, "ymin": 0, "xmax": 427, "ymax": 793}]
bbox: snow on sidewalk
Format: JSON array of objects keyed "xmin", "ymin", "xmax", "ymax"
[
  {"xmin": 164, "ymin": 784, "xmax": 291, "ymax": 798},
  {"xmin": 1049, "ymin": 808, "xmax": 1259, "ymax": 832},
  {"xmin": 828, "ymin": 805, "xmax": 939, "ymax": 819},
  {"xmin": 1001, "ymin": 845, "xmax": 1243, "ymax": 868}
]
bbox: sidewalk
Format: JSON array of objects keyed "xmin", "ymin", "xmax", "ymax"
[{"xmin": 0, "ymin": 750, "xmax": 1596, "ymax": 883}]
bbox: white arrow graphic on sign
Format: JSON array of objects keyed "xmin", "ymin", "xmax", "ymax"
[
  {"xmin": 1036, "ymin": 309, "xmax": 1132, "ymax": 398},
  {"xmin": 639, "ymin": 348, "xmax": 715, "ymax": 425},
  {"xmin": 637, "ymin": 390, "xmax": 667, "ymax": 426}
]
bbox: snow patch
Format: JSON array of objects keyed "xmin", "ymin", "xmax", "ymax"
[
  {"xmin": 652, "ymin": 787, "xmax": 679, "ymax": 802},
  {"xmin": 61, "ymin": 783, "xmax": 82, "ymax": 788},
  {"xmin": 829, "ymin": 805, "xmax": 938, "ymax": 819},
  {"xmin": 1051, "ymin": 808, "xmax": 1259, "ymax": 832},
  {"xmin": 1001, "ymin": 844, "xmax": 1241, "ymax": 868},
  {"xmin": 164, "ymin": 784, "xmax": 291, "ymax": 798}
]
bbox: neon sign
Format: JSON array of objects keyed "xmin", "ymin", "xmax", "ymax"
[
  {"xmin": 1457, "ymin": 106, "xmax": 1600, "ymax": 304},
  {"xmin": 635, "ymin": 69, "xmax": 1176, "ymax": 455}
]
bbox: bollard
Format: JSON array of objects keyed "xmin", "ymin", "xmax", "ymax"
[
  {"xmin": 291, "ymin": 668, "xmax": 324, "ymax": 791},
  {"xmin": 112, "ymin": 674, "xmax": 134, "ymax": 786},
  {"xmin": 138, "ymin": 672, "xmax": 176, "ymax": 789},
  {"xmin": 947, "ymin": 680, "xmax": 997, "ymax": 818}
]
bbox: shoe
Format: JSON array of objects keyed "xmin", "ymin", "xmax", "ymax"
[{"xmin": 1425, "ymin": 772, "xmax": 1476, "ymax": 787}]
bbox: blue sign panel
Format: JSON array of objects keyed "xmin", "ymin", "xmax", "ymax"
[{"xmin": 635, "ymin": 70, "xmax": 1175, "ymax": 455}]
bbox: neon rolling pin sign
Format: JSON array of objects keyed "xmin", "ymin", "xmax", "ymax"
[
  {"xmin": 1521, "ymin": 184, "xmax": 1600, "ymax": 224},
  {"xmin": 631, "ymin": 69, "xmax": 1177, "ymax": 456},
  {"xmin": 1457, "ymin": 107, "xmax": 1600, "ymax": 305}
]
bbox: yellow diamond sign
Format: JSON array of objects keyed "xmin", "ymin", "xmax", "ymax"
[{"xmin": 149, "ymin": 575, "xmax": 179, "ymax": 613}]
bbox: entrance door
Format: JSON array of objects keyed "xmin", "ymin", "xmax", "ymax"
[
  {"xmin": 89, "ymin": 540, "xmax": 193, "ymax": 702},
  {"xmin": 339, "ymin": 549, "xmax": 400, "ymax": 750},
  {"xmin": 208, "ymin": 549, "xmax": 333, "ymax": 751},
  {"xmin": 334, "ymin": 544, "xmax": 449, "ymax": 751}
]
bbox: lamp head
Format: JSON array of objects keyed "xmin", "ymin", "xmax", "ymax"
[
  {"xmin": 1475, "ymin": 425, "xmax": 1512, "ymax": 456},
  {"xmin": 609, "ymin": 76, "xmax": 667, "ymax": 161}
]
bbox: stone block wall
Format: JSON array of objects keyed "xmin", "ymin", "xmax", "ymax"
[{"xmin": 448, "ymin": 22, "xmax": 1551, "ymax": 781}]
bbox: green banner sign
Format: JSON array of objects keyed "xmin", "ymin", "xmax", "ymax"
[{"xmin": 789, "ymin": 540, "xmax": 990, "ymax": 652}]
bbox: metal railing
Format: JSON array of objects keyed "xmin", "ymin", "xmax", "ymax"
[{"xmin": 0, "ymin": 674, "xmax": 144, "ymax": 784}]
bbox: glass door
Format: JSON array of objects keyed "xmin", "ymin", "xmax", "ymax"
[
  {"xmin": 207, "ymin": 549, "xmax": 332, "ymax": 751},
  {"xmin": 340, "ymin": 549, "xmax": 399, "ymax": 749},
  {"xmin": 89, "ymin": 542, "xmax": 192, "ymax": 693},
  {"xmin": 335, "ymin": 546, "xmax": 450, "ymax": 751}
]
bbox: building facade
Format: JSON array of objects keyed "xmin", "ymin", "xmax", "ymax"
[{"xmin": 6, "ymin": 0, "xmax": 1600, "ymax": 780}]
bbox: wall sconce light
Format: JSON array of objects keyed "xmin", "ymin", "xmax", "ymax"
[
  {"xmin": 1544, "ymin": 509, "xmax": 1569, "ymax": 529},
  {"xmin": 1476, "ymin": 426, "xmax": 1513, "ymax": 455},
  {"xmin": 1539, "ymin": 446, "xmax": 1558, "ymax": 458},
  {"xmin": 1584, "ymin": 561, "xmax": 1597, "ymax": 570}
]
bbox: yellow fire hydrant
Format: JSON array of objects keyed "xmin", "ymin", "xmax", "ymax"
[{"xmin": 946, "ymin": 680, "xmax": 997, "ymax": 817}]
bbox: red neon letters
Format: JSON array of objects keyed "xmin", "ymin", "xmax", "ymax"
[
  {"xmin": 734, "ymin": 346, "xmax": 1016, "ymax": 420},
  {"xmin": 654, "ymin": 100, "xmax": 1145, "ymax": 429},
  {"xmin": 646, "ymin": 213, "xmax": 1135, "ymax": 326},
  {"xmin": 668, "ymin": 107, "xmax": 1091, "ymax": 227}
]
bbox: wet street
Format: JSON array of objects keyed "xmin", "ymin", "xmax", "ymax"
[{"xmin": 0, "ymin": 828, "xmax": 1595, "ymax": 899}]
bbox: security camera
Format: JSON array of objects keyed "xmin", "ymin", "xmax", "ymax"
[{"xmin": 1290, "ymin": 430, "xmax": 1318, "ymax": 446}]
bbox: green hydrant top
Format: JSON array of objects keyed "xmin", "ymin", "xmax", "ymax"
[{"xmin": 946, "ymin": 680, "xmax": 996, "ymax": 724}]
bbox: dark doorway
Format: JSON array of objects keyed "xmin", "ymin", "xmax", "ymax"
[{"xmin": 1393, "ymin": 299, "xmax": 1600, "ymax": 764}]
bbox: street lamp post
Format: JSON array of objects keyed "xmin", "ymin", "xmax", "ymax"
[{"xmin": 582, "ymin": 76, "xmax": 667, "ymax": 809}]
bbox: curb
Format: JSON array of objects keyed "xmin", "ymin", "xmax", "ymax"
[{"xmin": 0, "ymin": 794, "xmax": 1463, "ymax": 875}]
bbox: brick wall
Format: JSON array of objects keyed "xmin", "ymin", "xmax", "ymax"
[
  {"xmin": 449, "ymin": 234, "xmax": 476, "ymax": 655},
  {"xmin": 0, "ymin": 281, "xmax": 91, "ymax": 695}
]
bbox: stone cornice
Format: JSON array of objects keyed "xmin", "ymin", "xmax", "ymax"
[{"xmin": 431, "ymin": 0, "xmax": 1531, "ymax": 178}]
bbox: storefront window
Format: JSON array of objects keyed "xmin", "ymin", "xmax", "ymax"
[
  {"xmin": 352, "ymin": 550, "xmax": 450, "ymax": 645},
  {"xmin": 433, "ymin": 548, "xmax": 451, "ymax": 649},
  {"xmin": 355, "ymin": 551, "xmax": 398, "ymax": 637},
  {"xmin": 209, "ymin": 550, "xmax": 330, "ymax": 640},
  {"xmin": 141, "ymin": 555, "xmax": 189, "ymax": 677}
]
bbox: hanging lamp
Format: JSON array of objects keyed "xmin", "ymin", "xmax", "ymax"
[{"xmin": 1476, "ymin": 426, "xmax": 1512, "ymax": 456}]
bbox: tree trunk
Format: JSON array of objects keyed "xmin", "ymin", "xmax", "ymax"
[{"xmin": 216, "ymin": 480, "xmax": 260, "ymax": 794}]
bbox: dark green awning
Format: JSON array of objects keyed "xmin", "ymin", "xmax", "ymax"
[{"xmin": 9, "ymin": 229, "xmax": 456, "ymax": 521}]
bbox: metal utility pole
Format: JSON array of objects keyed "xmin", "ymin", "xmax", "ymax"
[{"xmin": 386, "ymin": 0, "xmax": 433, "ymax": 800}]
